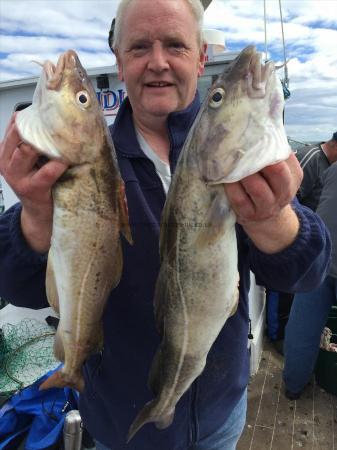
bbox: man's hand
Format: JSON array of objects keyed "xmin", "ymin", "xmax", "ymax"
[
  {"xmin": 0, "ymin": 114, "xmax": 68, "ymax": 253},
  {"xmin": 225, "ymin": 153, "xmax": 303, "ymax": 254}
]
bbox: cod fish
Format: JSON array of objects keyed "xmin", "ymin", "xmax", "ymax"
[
  {"xmin": 128, "ymin": 45, "xmax": 292, "ymax": 440},
  {"xmin": 15, "ymin": 50, "xmax": 132, "ymax": 391}
]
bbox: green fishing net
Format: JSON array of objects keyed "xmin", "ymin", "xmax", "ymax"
[{"xmin": 0, "ymin": 318, "xmax": 58, "ymax": 396}]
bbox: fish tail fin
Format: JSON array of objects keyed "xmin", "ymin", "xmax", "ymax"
[
  {"xmin": 39, "ymin": 368, "xmax": 84, "ymax": 392},
  {"xmin": 155, "ymin": 410, "xmax": 175, "ymax": 430},
  {"xmin": 127, "ymin": 400, "xmax": 175, "ymax": 443},
  {"xmin": 118, "ymin": 180, "xmax": 133, "ymax": 245}
]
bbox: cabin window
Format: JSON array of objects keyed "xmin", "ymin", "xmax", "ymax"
[{"xmin": 14, "ymin": 102, "xmax": 32, "ymax": 112}]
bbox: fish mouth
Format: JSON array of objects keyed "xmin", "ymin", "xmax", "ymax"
[
  {"xmin": 235, "ymin": 45, "xmax": 258, "ymax": 75},
  {"xmin": 42, "ymin": 54, "xmax": 64, "ymax": 90},
  {"xmin": 44, "ymin": 61, "xmax": 57, "ymax": 83},
  {"xmin": 247, "ymin": 47, "xmax": 275, "ymax": 94},
  {"xmin": 220, "ymin": 45, "xmax": 256, "ymax": 82},
  {"xmin": 43, "ymin": 50, "xmax": 83, "ymax": 90},
  {"xmin": 223, "ymin": 45, "xmax": 274, "ymax": 98}
]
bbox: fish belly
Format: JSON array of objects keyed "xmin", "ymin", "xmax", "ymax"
[
  {"xmin": 44, "ymin": 192, "xmax": 121, "ymax": 390},
  {"xmin": 156, "ymin": 212, "xmax": 239, "ymax": 407},
  {"xmin": 128, "ymin": 179, "xmax": 239, "ymax": 440}
]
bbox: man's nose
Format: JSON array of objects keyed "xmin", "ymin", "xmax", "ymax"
[{"xmin": 147, "ymin": 42, "xmax": 169, "ymax": 72}]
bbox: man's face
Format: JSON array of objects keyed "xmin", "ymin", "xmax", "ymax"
[
  {"xmin": 332, "ymin": 141, "xmax": 337, "ymax": 162},
  {"xmin": 115, "ymin": 0, "xmax": 205, "ymax": 122},
  {"xmin": 327, "ymin": 139, "xmax": 337, "ymax": 163}
]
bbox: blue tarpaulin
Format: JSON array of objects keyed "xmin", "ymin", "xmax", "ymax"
[{"xmin": 0, "ymin": 366, "xmax": 78, "ymax": 450}]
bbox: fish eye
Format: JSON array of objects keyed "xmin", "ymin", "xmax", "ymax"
[
  {"xmin": 76, "ymin": 90, "xmax": 90, "ymax": 108},
  {"xmin": 209, "ymin": 88, "xmax": 225, "ymax": 109}
]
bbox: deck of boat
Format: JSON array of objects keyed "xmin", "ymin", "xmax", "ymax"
[{"xmin": 238, "ymin": 339, "xmax": 337, "ymax": 449}]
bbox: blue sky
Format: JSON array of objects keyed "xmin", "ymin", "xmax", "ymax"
[{"xmin": 0, "ymin": 0, "xmax": 336, "ymax": 142}]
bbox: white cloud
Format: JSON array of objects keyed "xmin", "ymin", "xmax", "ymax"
[
  {"xmin": 0, "ymin": 0, "xmax": 336, "ymax": 142},
  {"xmin": 204, "ymin": 0, "xmax": 337, "ymax": 141},
  {"xmin": 0, "ymin": 0, "xmax": 117, "ymax": 80}
]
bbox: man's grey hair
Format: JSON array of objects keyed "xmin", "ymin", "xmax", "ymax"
[{"xmin": 112, "ymin": 0, "xmax": 205, "ymax": 51}]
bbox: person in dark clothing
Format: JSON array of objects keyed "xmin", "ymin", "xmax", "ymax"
[
  {"xmin": 281, "ymin": 132, "xmax": 337, "ymax": 400},
  {"xmin": 266, "ymin": 131, "xmax": 337, "ymax": 352},
  {"xmin": 283, "ymin": 162, "xmax": 337, "ymax": 400},
  {"xmin": 284, "ymin": 162, "xmax": 337, "ymax": 400},
  {"xmin": 0, "ymin": 1, "xmax": 331, "ymax": 449},
  {"xmin": 296, "ymin": 131, "xmax": 337, "ymax": 211}
]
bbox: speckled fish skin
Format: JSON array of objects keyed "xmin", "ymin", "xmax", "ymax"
[
  {"xmin": 16, "ymin": 50, "xmax": 132, "ymax": 391},
  {"xmin": 128, "ymin": 45, "xmax": 292, "ymax": 441}
]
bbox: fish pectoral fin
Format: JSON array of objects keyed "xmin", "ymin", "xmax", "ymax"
[
  {"xmin": 120, "ymin": 218, "xmax": 133, "ymax": 245},
  {"xmin": 110, "ymin": 241, "xmax": 123, "ymax": 289},
  {"xmin": 121, "ymin": 223, "xmax": 133, "ymax": 245},
  {"xmin": 195, "ymin": 190, "xmax": 232, "ymax": 247},
  {"xmin": 118, "ymin": 180, "xmax": 133, "ymax": 245}
]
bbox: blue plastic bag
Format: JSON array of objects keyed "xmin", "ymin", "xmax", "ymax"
[{"xmin": 0, "ymin": 366, "xmax": 78, "ymax": 449}]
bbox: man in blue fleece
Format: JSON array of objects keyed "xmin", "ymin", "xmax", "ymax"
[{"xmin": 0, "ymin": 1, "xmax": 331, "ymax": 449}]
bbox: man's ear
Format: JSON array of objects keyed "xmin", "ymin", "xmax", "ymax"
[
  {"xmin": 115, "ymin": 51, "xmax": 124, "ymax": 81},
  {"xmin": 198, "ymin": 43, "xmax": 207, "ymax": 77}
]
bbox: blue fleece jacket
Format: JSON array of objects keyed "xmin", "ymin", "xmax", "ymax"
[{"xmin": 0, "ymin": 95, "xmax": 331, "ymax": 449}]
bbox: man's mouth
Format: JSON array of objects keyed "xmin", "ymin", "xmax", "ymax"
[{"xmin": 146, "ymin": 82, "xmax": 174, "ymax": 88}]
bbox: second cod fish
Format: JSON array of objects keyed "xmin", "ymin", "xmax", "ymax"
[
  {"xmin": 128, "ymin": 45, "xmax": 292, "ymax": 440},
  {"xmin": 15, "ymin": 50, "xmax": 132, "ymax": 391}
]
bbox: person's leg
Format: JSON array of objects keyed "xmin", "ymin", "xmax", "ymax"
[
  {"xmin": 194, "ymin": 389, "xmax": 247, "ymax": 450},
  {"xmin": 95, "ymin": 391, "xmax": 247, "ymax": 450},
  {"xmin": 95, "ymin": 441, "xmax": 111, "ymax": 450},
  {"xmin": 283, "ymin": 276, "xmax": 335, "ymax": 396}
]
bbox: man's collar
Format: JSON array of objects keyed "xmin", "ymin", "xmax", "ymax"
[{"xmin": 111, "ymin": 93, "xmax": 200, "ymax": 160}]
